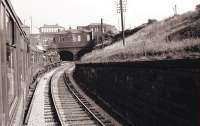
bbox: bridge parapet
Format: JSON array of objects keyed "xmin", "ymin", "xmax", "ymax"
[{"xmin": 56, "ymin": 41, "xmax": 88, "ymax": 48}]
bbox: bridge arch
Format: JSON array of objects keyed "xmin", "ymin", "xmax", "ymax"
[{"xmin": 59, "ymin": 51, "xmax": 74, "ymax": 61}]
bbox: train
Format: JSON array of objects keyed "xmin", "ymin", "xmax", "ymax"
[{"xmin": 0, "ymin": 0, "xmax": 60, "ymax": 125}]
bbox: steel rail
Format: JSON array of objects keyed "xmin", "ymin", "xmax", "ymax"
[
  {"xmin": 50, "ymin": 66, "xmax": 66, "ymax": 126},
  {"xmin": 63, "ymin": 73, "xmax": 106, "ymax": 126}
]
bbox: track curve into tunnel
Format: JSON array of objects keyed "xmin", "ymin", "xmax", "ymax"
[{"xmin": 59, "ymin": 51, "xmax": 74, "ymax": 61}]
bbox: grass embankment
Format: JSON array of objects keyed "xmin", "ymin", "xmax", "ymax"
[{"xmin": 81, "ymin": 9, "xmax": 200, "ymax": 63}]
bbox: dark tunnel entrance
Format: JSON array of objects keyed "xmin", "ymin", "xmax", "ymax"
[{"xmin": 59, "ymin": 51, "xmax": 74, "ymax": 61}]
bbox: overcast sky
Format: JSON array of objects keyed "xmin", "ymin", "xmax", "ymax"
[{"xmin": 10, "ymin": 0, "xmax": 199, "ymax": 33}]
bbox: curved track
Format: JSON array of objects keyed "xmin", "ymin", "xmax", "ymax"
[
  {"xmin": 48, "ymin": 64, "xmax": 113, "ymax": 126},
  {"xmin": 44, "ymin": 76, "xmax": 61, "ymax": 126}
]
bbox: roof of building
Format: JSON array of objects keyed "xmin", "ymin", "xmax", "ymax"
[
  {"xmin": 60, "ymin": 29, "xmax": 91, "ymax": 34},
  {"xmin": 81, "ymin": 29, "xmax": 91, "ymax": 33},
  {"xmin": 89, "ymin": 23, "xmax": 113, "ymax": 26},
  {"xmin": 40, "ymin": 24, "xmax": 64, "ymax": 28}
]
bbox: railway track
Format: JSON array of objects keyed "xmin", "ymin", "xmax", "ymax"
[
  {"xmin": 63, "ymin": 74, "xmax": 114, "ymax": 126},
  {"xmin": 26, "ymin": 64, "xmax": 114, "ymax": 126},
  {"xmin": 44, "ymin": 76, "xmax": 61, "ymax": 126},
  {"xmin": 47, "ymin": 65, "xmax": 114, "ymax": 126}
]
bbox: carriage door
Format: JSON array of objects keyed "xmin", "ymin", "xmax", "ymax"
[
  {"xmin": 5, "ymin": 11, "xmax": 17, "ymax": 116},
  {"xmin": 0, "ymin": 2, "xmax": 7, "ymax": 126}
]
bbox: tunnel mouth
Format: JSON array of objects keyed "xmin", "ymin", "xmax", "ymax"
[{"xmin": 59, "ymin": 51, "xmax": 73, "ymax": 61}]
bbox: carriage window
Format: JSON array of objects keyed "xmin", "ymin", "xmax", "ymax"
[
  {"xmin": 1, "ymin": 4, "xmax": 5, "ymax": 63},
  {"xmin": 5, "ymin": 12, "xmax": 14, "ymax": 45},
  {"xmin": 0, "ymin": 4, "xmax": 4, "ymax": 31},
  {"xmin": 7, "ymin": 46, "xmax": 15, "ymax": 106},
  {"xmin": 5, "ymin": 12, "xmax": 15, "ymax": 107}
]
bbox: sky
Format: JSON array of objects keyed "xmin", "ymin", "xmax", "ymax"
[{"xmin": 10, "ymin": 0, "xmax": 199, "ymax": 33}]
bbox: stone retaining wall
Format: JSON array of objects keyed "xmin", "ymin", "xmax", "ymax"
[{"xmin": 74, "ymin": 59, "xmax": 200, "ymax": 126}]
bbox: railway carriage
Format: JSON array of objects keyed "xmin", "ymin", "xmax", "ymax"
[{"xmin": 0, "ymin": 0, "xmax": 45, "ymax": 125}]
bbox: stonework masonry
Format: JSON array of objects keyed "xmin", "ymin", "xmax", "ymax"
[{"xmin": 74, "ymin": 59, "xmax": 200, "ymax": 126}]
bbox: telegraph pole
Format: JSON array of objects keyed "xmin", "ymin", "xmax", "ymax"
[
  {"xmin": 116, "ymin": 0, "xmax": 127, "ymax": 46},
  {"xmin": 173, "ymin": 4, "xmax": 177, "ymax": 16},
  {"xmin": 30, "ymin": 16, "xmax": 33, "ymax": 34},
  {"xmin": 101, "ymin": 18, "xmax": 104, "ymax": 48},
  {"xmin": 120, "ymin": 0, "xmax": 125, "ymax": 46}
]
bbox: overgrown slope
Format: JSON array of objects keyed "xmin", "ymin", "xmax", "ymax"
[{"xmin": 81, "ymin": 8, "xmax": 200, "ymax": 63}]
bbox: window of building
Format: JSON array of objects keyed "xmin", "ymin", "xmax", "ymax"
[
  {"xmin": 87, "ymin": 34, "xmax": 90, "ymax": 41},
  {"xmin": 78, "ymin": 35, "xmax": 81, "ymax": 42},
  {"xmin": 61, "ymin": 37, "xmax": 64, "ymax": 42},
  {"xmin": 72, "ymin": 34, "xmax": 77, "ymax": 42}
]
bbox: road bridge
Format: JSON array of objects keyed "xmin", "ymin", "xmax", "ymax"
[
  {"xmin": 49, "ymin": 30, "xmax": 94, "ymax": 61},
  {"xmin": 50, "ymin": 40, "xmax": 94, "ymax": 61}
]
